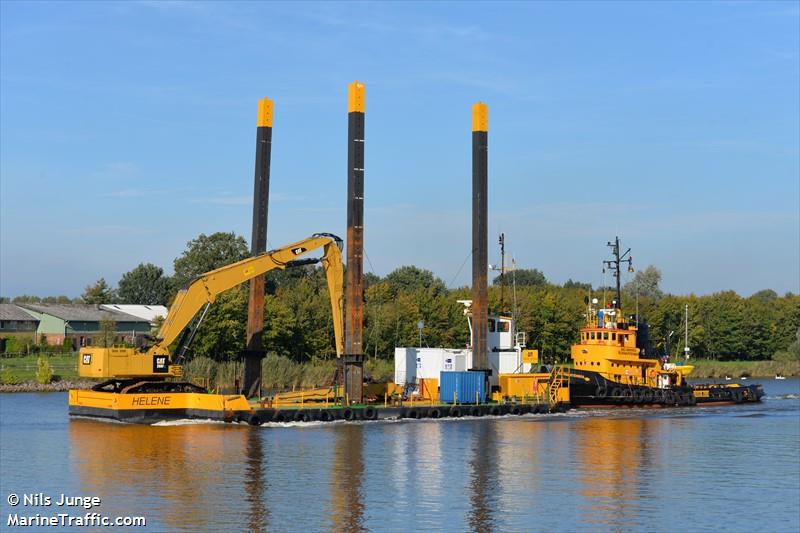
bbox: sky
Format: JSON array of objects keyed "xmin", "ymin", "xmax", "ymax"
[{"xmin": 1, "ymin": 1, "xmax": 798, "ymax": 298}]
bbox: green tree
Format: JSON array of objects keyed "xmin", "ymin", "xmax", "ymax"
[
  {"xmin": 500, "ymin": 268, "xmax": 547, "ymax": 287},
  {"xmin": 172, "ymin": 232, "xmax": 249, "ymax": 290},
  {"xmin": 35, "ymin": 356, "xmax": 53, "ymax": 384},
  {"xmin": 41, "ymin": 296, "xmax": 74, "ymax": 304},
  {"xmin": 624, "ymin": 265, "xmax": 664, "ymax": 302},
  {"xmin": 81, "ymin": 278, "xmax": 116, "ymax": 304},
  {"xmin": 95, "ymin": 318, "xmax": 117, "ymax": 347},
  {"xmin": 563, "ymin": 279, "xmax": 592, "ymax": 290},
  {"xmin": 190, "ymin": 288, "xmax": 248, "ymax": 361},
  {"xmin": 773, "ymin": 328, "xmax": 800, "ymax": 362},
  {"xmin": 118, "ymin": 263, "xmax": 172, "ymax": 305},
  {"xmin": 12, "ymin": 295, "xmax": 42, "ymax": 304},
  {"xmin": 385, "ymin": 266, "xmax": 446, "ymax": 296}
]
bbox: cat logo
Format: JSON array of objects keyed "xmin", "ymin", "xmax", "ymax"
[
  {"xmin": 291, "ymin": 247, "xmax": 307, "ymax": 255},
  {"xmin": 153, "ymin": 356, "xmax": 169, "ymax": 373},
  {"xmin": 82, "ymin": 354, "xmax": 92, "ymax": 365}
]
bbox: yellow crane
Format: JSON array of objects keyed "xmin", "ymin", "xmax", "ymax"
[{"xmin": 75, "ymin": 233, "xmax": 344, "ymax": 395}]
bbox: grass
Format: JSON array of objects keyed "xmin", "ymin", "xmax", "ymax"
[
  {"xmin": 0, "ymin": 354, "xmax": 78, "ymax": 383},
  {"xmin": 688, "ymin": 359, "xmax": 800, "ymax": 378}
]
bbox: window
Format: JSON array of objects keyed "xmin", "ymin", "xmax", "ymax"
[
  {"xmin": 590, "ymin": 332, "xmax": 595, "ymax": 340},
  {"xmin": 498, "ymin": 321, "xmax": 510, "ymax": 332},
  {"xmin": 603, "ymin": 332, "xmax": 609, "ymax": 340},
  {"xmin": 488, "ymin": 319, "xmax": 496, "ymax": 332},
  {"xmin": 612, "ymin": 333, "xmax": 616, "ymax": 341}
]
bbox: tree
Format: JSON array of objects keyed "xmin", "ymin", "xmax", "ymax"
[
  {"xmin": 624, "ymin": 265, "xmax": 664, "ymax": 302},
  {"xmin": 95, "ymin": 318, "xmax": 117, "ymax": 347},
  {"xmin": 384, "ymin": 266, "xmax": 447, "ymax": 296},
  {"xmin": 118, "ymin": 263, "xmax": 172, "ymax": 305},
  {"xmin": 172, "ymin": 232, "xmax": 249, "ymax": 290},
  {"xmin": 773, "ymin": 328, "xmax": 800, "ymax": 362},
  {"xmin": 563, "ymin": 279, "xmax": 592, "ymax": 290},
  {"xmin": 498, "ymin": 268, "xmax": 547, "ymax": 287},
  {"xmin": 190, "ymin": 288, "xmax": 248, "ymax": 361},
  {"xmin": 81, "ymin": 278, "xmax": 116, "ymax": 304}
]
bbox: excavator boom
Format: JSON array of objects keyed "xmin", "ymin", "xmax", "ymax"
[{"xmin": 78, "ymin": 233, "xmax": 344, "ymax": 380}]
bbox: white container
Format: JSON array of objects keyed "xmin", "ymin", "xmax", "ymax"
[{"xmin": 394, "ymin": 347, "xmax": 417, "ymax": 385}]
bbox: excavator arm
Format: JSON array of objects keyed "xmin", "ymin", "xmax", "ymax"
[{"xmin": 151, "ymin": 233, "xmax": 344, "ymax": 359}]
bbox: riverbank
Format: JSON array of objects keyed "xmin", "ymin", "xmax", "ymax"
[
  {"xmin": 0, "ymin": 379, "xmax": 96, "ymax": 393},
  {"xmin": 687, "ymin": 359, "xmax": 799, "ymax": 379}
]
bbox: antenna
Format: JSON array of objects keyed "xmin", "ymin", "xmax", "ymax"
[
  {"xmin": 602, "ymin": 236, "xmax": 633, "ymax": 310},
  {"xmin": 489, "ymin": 233, "xmax": 508, "ymax": 312}
]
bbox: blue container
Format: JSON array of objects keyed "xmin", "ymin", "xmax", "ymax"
[{"xmin": 439, "ymin": 371, "xmax": 487, "ymax": 404}]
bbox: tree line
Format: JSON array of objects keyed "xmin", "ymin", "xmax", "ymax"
[{"xmin": 3, "ymin": 232, "xmax": 798, "ymax": 363}]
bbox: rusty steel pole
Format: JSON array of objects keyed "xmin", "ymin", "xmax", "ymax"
[
  {"xmin": 471, "ymin": 102, "xmax": 489, "ymax": 371},
  {"xmin": 243, "ymin": 97, "xmax": 273, "ymax": 398},
  {"xmin": 341, "ymin": 81, "xmax": 365, "ymax": 405}
]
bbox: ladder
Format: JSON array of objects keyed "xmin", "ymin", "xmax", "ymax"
[{"xmin": 548, "ymin": 365, "xmax": 570, "ymax": 408}]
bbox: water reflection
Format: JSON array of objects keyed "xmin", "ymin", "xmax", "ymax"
[
  {"xmin": 68, "ymin": 420, "xmax": 248, "ymax": 532},
  {"xmin": 329, "ymin": 424, "xmax": 365, "ymax": 533},
  {"xmin": 245, "ymin": 430, "xmax": 268, "ymax": 533},
  {"xmin": 573, "ymin": 416, "xmax": 657, "ymax": 531},
  {"xmin": 468, "ymin": 421, "xmax": 498, "ymax": 533}
]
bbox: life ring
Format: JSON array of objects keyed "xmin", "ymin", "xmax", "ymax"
[
  {"xmin": 611, "ymin": 387, "xmax": 623, "ymax": 402},
  {"xmin": 643, "ymin": 389, "xmax": 654, "ymax": 403},
  {"xmin": 648, "ymin": 368, "xmax": 657, "ymax": 378},
  {"xmin": 622, "ymin": 389, "xmax": 634, "ymax": 401}
]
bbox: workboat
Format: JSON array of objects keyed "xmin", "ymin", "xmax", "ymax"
[{"xmin": 560, "ymin": 238, "xmax": 763, "ymax": 408}]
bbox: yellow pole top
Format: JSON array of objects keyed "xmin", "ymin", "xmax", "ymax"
[
  {"xmin": 257, "ymin": 97, "xmax": 273, "ymax": 127},
  {"xmin": 472, "ymin": 101, "xmax": 488, "ymax": 132},
  {"xmin": 348, "ymin": 81, "xmax": 365, "ymax": 113}
]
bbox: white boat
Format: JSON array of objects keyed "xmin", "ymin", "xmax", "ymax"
[
  {"xmin": 724, "ymin": 376, "xmax": 732, "ymax": 380},
  {"xmin": 775, "ymin": 375, "xmax": 786, "ymax": 380}
]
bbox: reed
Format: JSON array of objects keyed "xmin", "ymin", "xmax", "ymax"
[{"xmin": 689, "ymin": 359, "xmax": 800, "ymax": 378}]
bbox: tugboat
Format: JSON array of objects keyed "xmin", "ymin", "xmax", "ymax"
[{"xmin": 563, "ymin": 237, "xmax": 763, "ymax": 407}]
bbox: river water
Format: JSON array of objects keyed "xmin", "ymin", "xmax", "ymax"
[{"xmin": 1, "ymin": 379, "xmax": 798, "ymax": 533}]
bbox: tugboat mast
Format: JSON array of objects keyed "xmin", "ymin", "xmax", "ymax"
[{"xmin": 602, "ymin": 236, "xmax": 633, "ymax": 310}]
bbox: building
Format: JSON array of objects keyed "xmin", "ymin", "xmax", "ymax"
[
  {"xmin": 100, "ymin": 304, "xmax": 168, "ymax": 325},
  {"xmin": 17, "ymin": 304, "xmax": 153, "ymax": 348},
  {"xmin": 0, "ymin": 304, "xmax": 40, "ymax": 339}
]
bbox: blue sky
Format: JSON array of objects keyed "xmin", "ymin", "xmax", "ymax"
[{"xmin": 1, "ymin": 1, "xmax": 798, "ymax": 298}]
